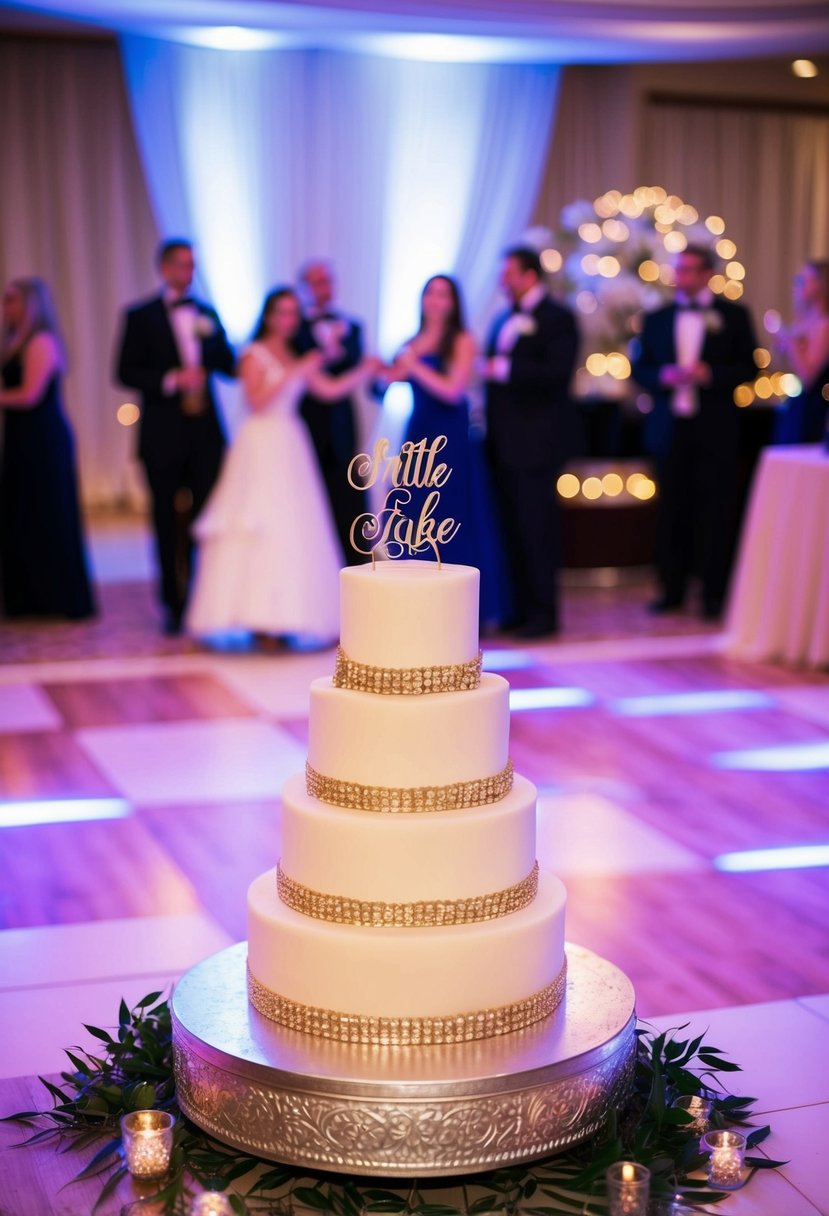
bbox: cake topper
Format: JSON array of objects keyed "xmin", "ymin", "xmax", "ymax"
[{"xmin": 347, "ymin": 435, "xmax": 460, "ymax": 564}]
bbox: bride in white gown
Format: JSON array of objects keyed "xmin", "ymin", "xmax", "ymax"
[{"xmin": 186, "ymin": 287, "xmax": 378, "ymax": 645}]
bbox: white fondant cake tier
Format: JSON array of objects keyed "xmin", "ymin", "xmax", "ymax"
[
  {"xmin": 280, "ymin": 771, "xmax": 538, "ymax": 903},
  {"xmin": 307, "ymin": 673, "xmax": 509, "ymax": 789},
  {"xmin": 339, "ymin": 561, "xmax": 479, "ymax": 669},
  {"xmin": 248, "ymin": 868, "xmax": 566, "ymax": 1019}
]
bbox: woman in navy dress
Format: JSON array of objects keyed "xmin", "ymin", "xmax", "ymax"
[
  {"xmin": 391, "ymin": 275, "xmax": 511, "ymax": 627},
  {"xmin": 0, "ymin": 278, "xmax": 95, "ymax": 619}
]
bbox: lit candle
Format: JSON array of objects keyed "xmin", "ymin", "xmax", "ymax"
[
  {"xmin": 190, "ymin": 1193, "xmax": 234, "ymax": 1216},
  {"xmin": 702, "ymin": 1129, "xmax": 746, "ymax": 1190},
  {"xmin": 605, "ymin": 1160, "xmax": 651, "ymax": 1216},
  {"xmin": 120, "ymin": 1110, "xmax": 175, "ymax": 1180},
  {"xmin": 671, "ymin": 1093, "xmax": 713, "ymax": 1134}
]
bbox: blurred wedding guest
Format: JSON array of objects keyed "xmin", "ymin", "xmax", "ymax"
[
  {"xmin": 631, "ymin": 245, "xmax": 758, "ymax": 621},
  {"xmin": 186, "ymin": 287, "xmax": 380, "ymax": 647},
  {"xmin": 115, "ymin": 239, "xmax": 236, "ymax": 635},
  {"xmin": 483, "ymin": 246, "xmax": 579, "ymax": 639},
  {"xmin": 295, "ymin": 258, "xmax": 368, "ymax": 564},
  {"xmin": 773, "ymin": 259, "xmax": 829, "ymax": 444},
  {"xmin": 0, "ymin": 277, "xmax": 95, "ymax": 620},
  {"xmin": 388, "ymin": 274, "xmax": 512, "ymax": 628}
]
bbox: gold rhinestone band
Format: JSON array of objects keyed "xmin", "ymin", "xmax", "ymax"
[
  {"xmin": 277, "ymin": 861, "xmax": 539, "ymax": 927},
  {"xmin": 305, "ymin": 759, "xmax": 514, "ymax": 813},
  {"xmin": 333, "ymin": 647, "xmax": 483, "ymax": 695},
  {"xmin": 247, "ymin": 959, "xmax": 567, "ymax": 1046}
]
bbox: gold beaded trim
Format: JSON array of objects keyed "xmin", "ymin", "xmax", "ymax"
[
  {"xmin": 247, "ymin": 959, "xmax": 567, "ymax": 1046},
  {"xmin": 276, "ymin": 861, "xmax": 539, "ymax": 927},
  {"xmin": 333, "ymin": 647, "xmax": 483, "ymax": 695},
  {"xmin": 305, "ymin": 759, "xmax": 514, "ymax": 813}
]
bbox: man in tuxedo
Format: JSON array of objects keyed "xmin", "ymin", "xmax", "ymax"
[
  {"xmin": 631, "ymin": 244, "xmax": 758, "ymax": 620},
  {"xmin": 295, "ymin": 258, "xmax": 367, "ymax": 565},
  {"xmin": 115, "ymin": 239, "xmax": 236, "ymax": 633},
  {"xmin": 484, "ymin": 246, "xmax": 579, "ymax": 639}
]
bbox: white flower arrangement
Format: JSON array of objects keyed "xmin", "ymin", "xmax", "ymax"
[{"xmin": 523, "ymin": 187, "xmax": 744, "ymax": 400}]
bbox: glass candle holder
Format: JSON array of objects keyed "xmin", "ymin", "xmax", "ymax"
[
  {"xmin": 671, "ymin": 1094, "xmax": 713, "ymax": 1134},
  {"xmin": 702, "ymin": 1129, "xmax": 746, "ymax": 1190},
  {"xmin": 120, "ymin": 1110, "xmax": 175, "ymax": 1180},
  {"xmin": 605, "ymin": 1161, "xmax": 651, "ymax": 1216},
  {"xmin": 190, "ymin": 1193, "xmax": 234, "ymax": 1216}
]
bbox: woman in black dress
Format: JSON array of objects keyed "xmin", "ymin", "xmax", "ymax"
[{"xmin": 0, "ymin": 277, "xmax": 95, "ymax": 619}]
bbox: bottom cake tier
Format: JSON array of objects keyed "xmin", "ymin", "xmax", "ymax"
[{"xmin": 247, "ymin": 868, "xmax": 567, "ymax": 1044}]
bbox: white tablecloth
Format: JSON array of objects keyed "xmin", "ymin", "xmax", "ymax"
[{"xmin": 725, "ymin": 444, "xmax": 829, "ymax": 666}]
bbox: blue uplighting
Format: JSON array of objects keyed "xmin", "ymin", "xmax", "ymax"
[
  {"xmin": 612, "ymin": 690, "xmax": 775, "ymax": 717},
  {"xmin": 482, "ymin": 649, "xmax": 536, "ymax": 671},
  {"xmin": 711, "ymin": 742, "xmax": 829, "ymax": 771},
  {"xmin": 509, "ymin": 687, "xmax": 595, "ymax": 711},
  {"xmin": 0, "ymin": 799, "xmax": 131, "ymax": 828},
  {"xmin": 714, "ymin": 844, "xmax": 829, "ymax": 872}
]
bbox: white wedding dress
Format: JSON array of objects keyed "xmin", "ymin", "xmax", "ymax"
[{"xmin": 186, "ymin": 342, "xmax": 342, "ymax": 641}]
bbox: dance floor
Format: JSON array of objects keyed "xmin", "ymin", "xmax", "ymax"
[{"xmin": 1, "ymin": 516, "xmax": 828, "ymax": 1213}]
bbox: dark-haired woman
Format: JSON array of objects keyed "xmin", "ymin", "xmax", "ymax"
[
  {"xmin": 391, "ymin": 275, "xmax": 511, "ymax": 627},
  {"xmin": 187, "ymin": 287, "xmax": 378, "ymax": 644},
  {"xmin": 0, "ymin": 277, "xmax": 95, "ymax": 619}
]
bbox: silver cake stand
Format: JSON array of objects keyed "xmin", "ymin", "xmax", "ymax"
[{"xmin": 172, "ymin": 942, "xmax": 636, "ymax": 1177}]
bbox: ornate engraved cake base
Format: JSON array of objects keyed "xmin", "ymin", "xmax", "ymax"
[{"xmin": 172, "ymin": 942, "xmax": 636, "ymax": 1177}]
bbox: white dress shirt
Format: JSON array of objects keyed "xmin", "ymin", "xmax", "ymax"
[
  {"xmin": 162, "ymin": 290, "xmax": 201, "ymax": 396},
  {"xmin": 672, "ymin": 290, "xmax": 712, "ymax": 417},
  {"xmin": 490, "ymin": 283, "xmax": 547, "ymax": 382}
]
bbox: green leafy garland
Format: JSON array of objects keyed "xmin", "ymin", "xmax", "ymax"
[{"xmin": 4, "ymin": 992, "xmax": 785, "ymax": 1215}]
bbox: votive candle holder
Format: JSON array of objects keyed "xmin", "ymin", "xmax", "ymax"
[
  {"xmin": 605, "ymin": 1160, "xmax": 651, "ymax": 1216},
  {"xmin": 671, "ymin": 1093, "xmax": 713, "ymax": 1134},
  {"xmin": 702, "ymin": 1129, "xmax": 746, "ymax": 1190},
  {"xmin": 120, "ymin": 1110, "xmax": 175, "ymax": 1180},
  {"xmin": 190, "ymin": 1193, "xmax": 234, "ymax": 1216}
]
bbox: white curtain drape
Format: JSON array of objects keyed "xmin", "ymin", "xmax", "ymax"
[
  {"xmin": 639, "ymin": 99, "xmax": 829, "ymax": 323},
  {"xmin": 0, "ymin": 37, "xmax": 159, "ymax": 506},
  {"xmin": 119, "ymin": 39, "xmax": 560, "ymax": 351}
]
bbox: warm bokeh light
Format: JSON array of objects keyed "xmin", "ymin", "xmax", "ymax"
[
  {"xmin": 597, "ymin": 256, "xmax": 621, "ymax": 277},
  {"xmin": 705, "ymin": 215, "xmax": 726, "ymax": 235},
  {"xmin": 556, "ymin": 473, "xmax": 580, "ymax": 499},
  {"xmin": 638, "ymin": 259, "xmax": 660, "ymax": 282},
  {"xmin": 575, "ymin": 290, "xmax": 598, "ymax": 313},
  {"xmin": 822, "ymin": 383, "xmax": 829, "ymax": 401},
  {"xmin": 663, "ymin": 230, "xmax": 687, "ymax": 253},
  {"xmin": 654, "ymin": 204, "xmax": 676, "ymax": 225},
  {"xmin": 618, "ymin": 194, "xmax": 644, "ymax": 218},
  {"xmin": 602, "ymin": 472, "xmax": 624, "ymax": 496},
  {"xmin": 764, "ymin": 309, "xmax": 782, "ymax": 334},
  {"xmin": 581, "ymin": 476, "xmax": 603, "ymax": 500},
  {"xmin": 602, "ymin": 218, "xmax": 630, "ymax": 241},
  {"xmin": 782, "ymin": 373, "xmax": 803, "ymax": 396},
  {"xmin": 586, "ymin": 352, "xmax": 608, "ymax": 376},
  {"xmin": 541, "ymin": 248, "xmax": 562, "ymax": 273},
  {"xmin": 709, "ymin": 274, "xmax": 726, "ymax": 294},
  {"xmin": 792, "ymin": 59, "xmax": 819, "ymax": 78},
  {"xmin": 607, "ymin": 352, "xmax": 631, "ymax": 379},
  {"xmin": 754, "ymin": 347, "xmax": 771, "ymax": 368},
  {"xmin": 733, "ymin": 385, "xmax": 755, "ymax": 408},
  {"xmin": 723, "ymin": 280, "xmax": 744, "ymax": 300},
  {"xmin": 716, "ymin": 238, "xmax": 737, "ymax": 259},
  {"xmin": 630, "ymin": 476, "xmax": 656, "ymax": 501},
  {"xmin": 578, "ymin": 222, "xmax": 603, "ymax": 243},
  {"xmin": 117, "ymin": 402, "xmax": 141, "ymax": 426},
  {"xmin": 753, "ymin": 376, "xmax": 773, "ymax": 399},
  {"xmin": 677, "ymin": 204, "xmax": 698, "ymax": 225},
  {"xmin": 581, "ymin": 253, "xmax": 601, "ymax": 275},
  {"xmin": 658, "ymin": 263, "xmax": 676, "ymax": 286},
  {"xmin": 726, "ymin": 260, "xmax": 745, "ymax": 281}
]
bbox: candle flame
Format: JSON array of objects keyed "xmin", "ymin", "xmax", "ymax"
[{"xmin": 622, "ymin": 1162, "xmax": 635, "ymax": 1181}]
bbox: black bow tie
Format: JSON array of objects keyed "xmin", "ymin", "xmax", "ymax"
[{"xmin": 170, "ymin": 296, "xmax": 195, "ymax": 309}]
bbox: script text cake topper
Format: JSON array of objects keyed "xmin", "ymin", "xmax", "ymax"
[{"xmin": 347, "ymin": 436, "xmax": 460, "ymax": 564}]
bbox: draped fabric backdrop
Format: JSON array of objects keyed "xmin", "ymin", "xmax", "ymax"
[
  {"xmin": 0, "ymin": 37, "xmax": 159, "ymax": 506},
  {"xmin": 119, "ymin": 37, "xmax": 560, "ymax": 445}
]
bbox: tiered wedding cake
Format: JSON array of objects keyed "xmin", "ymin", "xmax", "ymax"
[{"xmin": 247, "ymin": 560, "xmax": 567, "ymax": 1046}]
